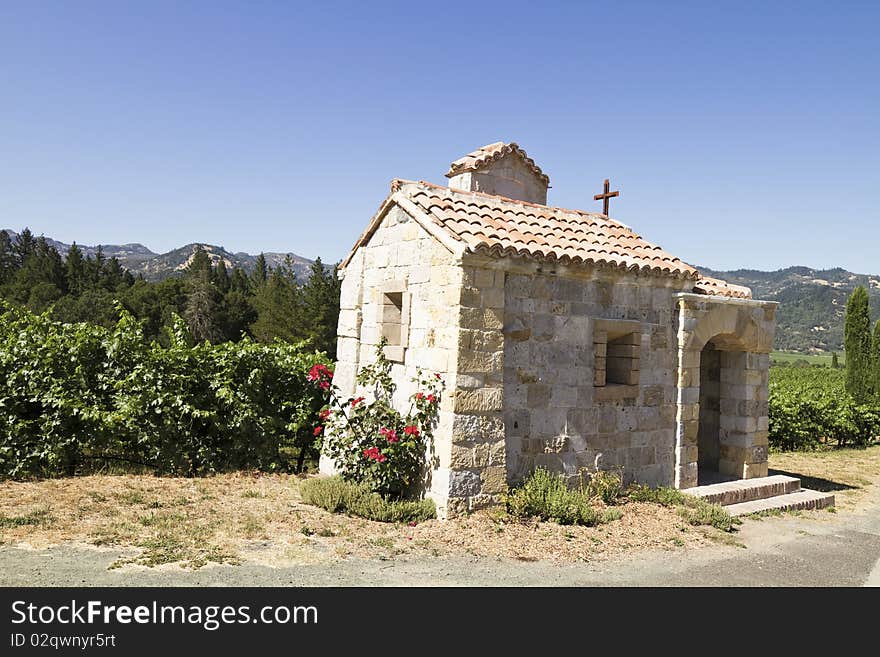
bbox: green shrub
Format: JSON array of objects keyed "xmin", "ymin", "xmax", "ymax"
[
  {"xmin": 299, "ymin": 476, "xmax": 436, "ymax": 523},
  {"xmin": 626, "ymin": 484, "xmax": 739, "ymax": 532},
  {"xmin": 0, "ymin": 301, "xmax": 329, "ymax": 478},
  {"xmin": 506, "ymin": 468, "xmax": 617, "ymax": 526},
  {"xmin": 768, "ymin": 368, "xmax": 880, "ymax": 450},
  {"xmin": 586, "ymin": 470, "xmax": 623, "ymax": 504}
]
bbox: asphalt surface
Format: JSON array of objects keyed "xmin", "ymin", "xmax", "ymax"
[{"xmin": 3, "ymin": 486, "xmax": 880, "ymax": 587}]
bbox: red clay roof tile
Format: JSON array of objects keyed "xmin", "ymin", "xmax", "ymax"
[{"xmin": 445, "ymin": 142, "xmax": 550, "ymax": 186}]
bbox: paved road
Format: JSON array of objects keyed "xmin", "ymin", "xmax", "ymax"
[{"xmin": 3, "ymin": 489, "xmax": 880, "ymax": 587}]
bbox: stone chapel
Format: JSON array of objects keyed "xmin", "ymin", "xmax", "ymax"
[{"xmin": 320, "ymin": 142, "xmax": 778, "ymax": 518}]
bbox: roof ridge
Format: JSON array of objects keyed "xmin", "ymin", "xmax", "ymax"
[
  {"xmin": 445, "ymin": 142, "xmax": 550, "ymax": 185},
  {"xmin": 400, "ymin": 178, "xmax": 622, "ymax": 224}
]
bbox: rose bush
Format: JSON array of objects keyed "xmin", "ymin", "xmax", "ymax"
[{"xmin": 310, "ymin": 339, "xmax": 442, "ymax": 499}]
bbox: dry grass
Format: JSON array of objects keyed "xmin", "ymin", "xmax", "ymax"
[
  {"xmin": 0, "ymin": 473, "xmax": 716, "ymax": 569},
  {"xmin": 769, "ymin": 444, "xmax": 880, "ymax": 512}
]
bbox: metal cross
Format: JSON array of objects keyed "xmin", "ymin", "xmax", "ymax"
[{"xmin": 594, "ymin": 178, "xmax": 619, "ymax": 216}]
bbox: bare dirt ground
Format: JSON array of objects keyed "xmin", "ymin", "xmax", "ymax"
[
  {"xmin": 1, "ymin": 446, "xmax": 879, "ymax": 586},
  {"xmin": 0, "ymin": 472, "xmax": 717, "ymax": 570}
]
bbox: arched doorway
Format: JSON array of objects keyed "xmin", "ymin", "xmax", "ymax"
[{"xmin": 697, "ymin": 335, "xmax": 748, "ymax": 484}]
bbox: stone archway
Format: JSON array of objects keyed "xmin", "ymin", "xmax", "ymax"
[
  {"xmin": 696, "ymin": 336, "xmax": 750, "ymax": 484},
  {"xmin": 674, "ymin": 294, "xmax": 777, "ymax": 489}
]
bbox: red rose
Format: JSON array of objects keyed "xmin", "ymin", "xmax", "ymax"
[
  {"xmin": 415, "ymin": 392, "xmax": 424, "ymax": 400},
  {"xmin": 308, "ymin": 364, "xmax": 334, "ymax": 390},
  {"xmin": 313, "ymin": 426, "xmax": 323, "ymax": 436},
  {"xmin": 403, "ymin": 425, "xmax": 420, "ymax": 437},
  {"xmin": 319, "ymin": 409, "xmax": 331, "ymax": 420},
  {"xmin": 351, "ymin": 396, "xmax": 365, "ymax": 407},
  {"xmin": 380, "ymin": 427, "xmax": 399, "ymax": 443},
  {"xmin": 426, "ymin": 394, "xmax": 436, "ymax": 403},
  {"xmin": 435, "ymin": 373, "xmax": 441, "ymax": 380}
]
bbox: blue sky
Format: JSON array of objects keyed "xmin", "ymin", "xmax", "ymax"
[{"xmin": 1, "ymin": 1, "xmax": 877, "ymax": 271}]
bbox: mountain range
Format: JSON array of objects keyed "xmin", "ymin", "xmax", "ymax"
[
  {"xmin": 2, "ymin": 229, "xmax": 315, "ymax": 281},
  {"xmin": 698, "ymin": 265, "xmax": 880, "ymax": 353},
  {"xmin": 3, "ymin": 229, "xmax": 875, "ymax": 353}
]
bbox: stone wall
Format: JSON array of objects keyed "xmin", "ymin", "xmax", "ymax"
[
  {"xmin": 320, "ymin": 204, "xmax": 463, "ymax": 518},
  {"xmin": 498, "ymin": 259, "xmax": 693, "ymax": 489}
]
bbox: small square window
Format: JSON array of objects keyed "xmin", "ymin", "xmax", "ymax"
[
  {"xmin": 594, "ymin": 319, "xmax": 640, "ymax": 400},
  {"xmin": 375, "ymin": 281, "xmax": 409, "ymax": 362}
]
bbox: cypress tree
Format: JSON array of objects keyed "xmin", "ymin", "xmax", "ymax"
[
  {"xmin": 844, "ymin": 286, "xmax": 872, "ymax": 402},
  {"xmin": 872, "ymin": 320, "xmax": 880, "ymax": 396},
  {"xmin": 831, "ymin": 352, "xmax": 839, "ymax": 369}
]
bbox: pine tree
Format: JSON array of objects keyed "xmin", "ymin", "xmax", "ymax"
[
  {"xmin": 212, "ymin": 260, "xmax": 230, "ymax": 293},
  {"xmin": 13, "ymin": 227, "xmax": 35, "ymax": 262},
  {"xmin": 300, "ymin": 257, "xmax": 341, "ymax": 357},
  {"xmin": 250, "ymin": 268, "xmax": 300, "ymax": 343},
  {"xmin": 187, "ymin": 245, "xmax": 212, "ymax": 279},
  {"xmin": 845, "ymin": 286, "xmax": 872, "ymax": 402},
  {"xmin": 0, "ymin": 230, "xmax": 15, "ymax": 284},
  {"xmin": 251, "ymin": 253, "xmax": 268, "ymax": 287},
  {"xmin": 66, "ymin": 243, "xmax": 85, "ymax": 295},
  {"xmin": 184, "ymin": 246, "xmax": 222, "ymax": 343}
]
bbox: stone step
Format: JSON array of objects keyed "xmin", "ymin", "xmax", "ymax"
[
  {"xmin": 687, "ymin": 475, "xmax": 802, "ymax": 506},
  {"xmin": 723, "ymin": 488, "xmax": 836, "ymax": 517}
]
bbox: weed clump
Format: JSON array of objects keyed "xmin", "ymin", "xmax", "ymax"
[{"xmin": 300, "ymin": 476, "xmax": 435, "ymax": 524}]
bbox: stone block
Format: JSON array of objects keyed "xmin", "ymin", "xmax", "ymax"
[
  {"xmin": 474, "ymin": 268, "xmax": 496, "ymax": 288},
  {"xmin": 448, "ymin": 470, "xmax": 481, "ymax": 497},
  {"xmin": 480, "ymin": 466, "xmax": 508, "ymax": 494},
  {"xmin": 550, "ymin": 385, "xmax": 578, "ymax": 408},
  {"xmin": 743, "ymin": 462, "xmax": 769, "ymax": 478},
  {"xmin": 461, "ymin": 307, "xmax": 504, "ymax": 330},
  {"xmin": 453, "ymin": 388, "xmax": 503, "ymax": 413},
  {"xmin": 527, "ymin": 384, "xmax": 552, "ymax": 408},
  {"xmin": 481, "ymin": 286, "xmax": 505, "ymax": 309},
  {"xmin": 643, "ymin": 385, "xmax": 664, "ymax": 407}
]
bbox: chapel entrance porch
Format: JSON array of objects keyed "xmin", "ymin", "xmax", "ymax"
[{"xmin": 674, "ymin": 294, "xmax": 776, "ymax": 490}]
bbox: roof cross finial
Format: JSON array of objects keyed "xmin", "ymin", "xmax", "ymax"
[{"xmin": 594, "ymin": 178, "xmax": 619, "ymax": 217}]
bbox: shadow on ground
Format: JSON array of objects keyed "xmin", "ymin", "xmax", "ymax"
[{"xmin": 769, "ymin": 469, "xmax": 859, "ymax": 493}]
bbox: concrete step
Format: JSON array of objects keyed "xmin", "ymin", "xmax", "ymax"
[
  {"xmin": 724, "ymin": 488, "xmax": 836, "ymax": 517},
  {"xmin": 687, "ymin": 475, "xmax": 802, "ymax": 506}
]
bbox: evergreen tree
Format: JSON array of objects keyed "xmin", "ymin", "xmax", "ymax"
[
  {"xmin": 213, "ymin": 260, "xmax": 230, "ymax": 293},
  {"xmin": 66, "ymin": 243, "xmax": 85, "ymax": 295},
  {"xmin": 0, "ymin": 230, "xmax": 15, "ymax": 284},
  {"xmin": 299, "ymin": 258, "xmax": 341, "ymax": 357},
  {"xmin": 230, "ymin": 267, "xmax": 250, "ymax": 294},
  {"xmin": 250, "ymin": 268, "xmax": 300, "ymax": 343},
  {"xmin": 184, "ymin": 246, "xmax": 222, "ymax": 343},
  {"xmin": 831, "ymin": 352, "xmax": 839, "ymax": 369},
  {"xmin": 872, "ymin": 321, "xmax": 880, "ymax": 395},
  {"xmin": 13, "ymin": 227, "xmax": 35, "ymax": 262},
  {"xmin": 101, "ymin": 256, "xmax": 126, "ymax": 290},
  {"xmin": 845, "ymin": 286, "xmax": 872, "ymax": 402},
  {"xmin": 252, "ymin": 253, "xmax": 268, "ymax": 287},
  {"xmin": 187, "ymin": 245, "xmax": 212, "ymax": 278}
]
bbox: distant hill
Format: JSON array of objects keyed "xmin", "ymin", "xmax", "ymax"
[
  {"xmin": 2, "ymin": 230, "xmax": 315, "ymax": 281},
  {"xmin": 698, "ymin": 266, "xmax": 880, "ymax": 353}
]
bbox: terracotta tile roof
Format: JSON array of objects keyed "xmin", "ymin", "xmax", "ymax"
[
  {"xmin": 342, "ymin": 179, "xmax": 752, "ymax": 298},
  {"xmin": 692, "ymin": 275, "xmax": 753, "ymax": 299},
  {"xmin": 396, "ymin": 180, "xmax": 699, "ymax": 279},
  {"xmin": 446, "ymin": 142, "xmax": 550, "ymax": 186}
]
